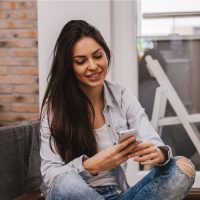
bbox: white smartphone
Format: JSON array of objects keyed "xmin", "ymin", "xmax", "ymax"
[{"xmin": 119, "ymin": 129, "xmax": 137, "ymax": 143}]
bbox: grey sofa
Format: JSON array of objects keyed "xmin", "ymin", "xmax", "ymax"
[{"xmin": 0, "ymin": 121, "xmax": 42, "ymax": 200}]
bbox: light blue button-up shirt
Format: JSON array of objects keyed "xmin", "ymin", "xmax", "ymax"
[{"xmin": 40, "ymin": 80, "xmax": 170, "ymax": 195}]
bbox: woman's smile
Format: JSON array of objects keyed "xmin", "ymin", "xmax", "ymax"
[{"xmin": 86, "ymin": 72, "xmax": 102, "ymax": 80}]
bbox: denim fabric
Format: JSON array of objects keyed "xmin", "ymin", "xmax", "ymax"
[
  {"xmin": 47, "ymin": 172, "xmax": 104, "ymax": 200},
  {"xmin": 48, "ymin": 157, "xmax": 195, "ymax": 200}
]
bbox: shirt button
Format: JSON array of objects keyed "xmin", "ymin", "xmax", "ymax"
[{"xmin": 108, "ymin": 124, "xmax": 110, "ymax": 127}]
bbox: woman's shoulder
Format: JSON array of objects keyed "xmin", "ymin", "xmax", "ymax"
[
  {"xmin": 104, "ymin": 80, "xmax": 138, "ymax": 104},
  {"xmin": 105, "ymin": 80, "xmax": 137, "ymax": 97},
  {"xmin": 104, "ymin": 80, "xmax": 126, "ymax": 93}
]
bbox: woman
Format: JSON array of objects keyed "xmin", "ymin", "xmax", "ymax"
[{"xmin": 40, "ymin": 20, "xmax": 195, "ymax": 200}]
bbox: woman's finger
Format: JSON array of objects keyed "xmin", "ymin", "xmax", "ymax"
[
  {"xmin": 133, "ymin": 142, "xmax": 154, "ymax": 152},
  {"xmin": 134, "ymin": 152, "xmax": 157, "ymax": 162},
  {"xmin": 120, "ymin": 140, "xmax": 141, "ymax": 156},
  {"xmin": 130, "ymin": 145, "xmax": 157, "ymax": 158},
  {"xmin": 116, "ymin": 136, "xmax": 136, "ymax": 152},
  {"xmin": 140, "ymin": 157, "xmax": 160, "ymax": 166}
]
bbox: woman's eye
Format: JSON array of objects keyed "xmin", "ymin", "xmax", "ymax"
[
  {"xmin": 75, "ymin": 60, "xmax": 85, "ymax": 65},
  {"xmin": 94, "ymin": 54, "xmax": 102, "ymax": 59}
]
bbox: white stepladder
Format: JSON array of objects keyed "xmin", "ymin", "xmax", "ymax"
[{"xmin": 145, "ymin": 55, "xmax": 200, "ymax": 155}]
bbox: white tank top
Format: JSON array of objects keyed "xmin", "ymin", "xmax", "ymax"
[{"xmin": 87, "ymin": 124, "xmax": 118, "ymax": 187}]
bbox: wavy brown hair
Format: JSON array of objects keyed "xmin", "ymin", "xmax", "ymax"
[{"xmin": 41, "ymin": 20, "xmax": 111, "ymax": 163}]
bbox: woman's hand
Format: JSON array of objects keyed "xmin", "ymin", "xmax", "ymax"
[
  {"xmin": 83, "ymin": 136, "xmax": 140, "ymax": 175},
  {"xmin": 128, "ymin": 142, "xmax": 166, "ymax": 166}
]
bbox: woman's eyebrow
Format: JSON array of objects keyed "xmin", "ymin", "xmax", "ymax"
[
  {"xmin": 92, "ymin": 48, "xmax": 102, "ymax": 55},
  {"xmin": 73, "ymin": 48, "xmax": 102, "ymax": 59}
]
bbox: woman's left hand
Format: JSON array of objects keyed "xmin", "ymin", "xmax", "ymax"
[{"xmin": 128, "ymin": 142, "xmax": 166, "ymax": 166}]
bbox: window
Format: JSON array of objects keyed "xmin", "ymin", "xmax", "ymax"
[
  {"xmin": 137, "ymin": 0, "xmax": 200, "ymax": 186},
  {"xmin": 138, "ymin": 0, "xmax": 200, "ymax": 36}
]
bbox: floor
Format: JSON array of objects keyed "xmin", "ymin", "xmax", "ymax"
[
  {"xmin": 184, "ymin": 188, "xmax": 200, "ymax": 200},
  {"xmin": 15, "ymin": 190, "xmax": 44, "ymax": 200}
]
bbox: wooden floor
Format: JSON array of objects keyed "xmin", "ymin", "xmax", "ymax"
[
  {"xmin": 15, "ymin": 190, "xmax": 44, "ymax": 200},
  {"xmin": 184, "ymin": 188, "xmax": 200, "ymax": 200}
]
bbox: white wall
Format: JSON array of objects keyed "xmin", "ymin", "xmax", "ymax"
[
  {"xmin": 37, "ymin": 0, "xmax": 139, "ymax": 186},
  {"xmin": 110, "ymin": 0, "xmax": 138, "ymax": 97},
  {"xmin": 37, "ymin": 0, "xmax": 111, "ymax": 105}
]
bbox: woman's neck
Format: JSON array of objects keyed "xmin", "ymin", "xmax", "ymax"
[
  {"xmin": 80, "ymin": 85, "xmax": 104, "ymax": 106},
  {"xmin": 80, "ymin": 85, "xmax": 105, "ymax": 128}
]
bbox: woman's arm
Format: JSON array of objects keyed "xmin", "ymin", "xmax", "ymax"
[
  {"xmin": 40, "ymin": 116, "xmax": 93, "ymax": 191},
  {"xmin": 121, "ymin": 88, "xmax": 172, "ymax": 165},
  {"xmin": 83, "ymin": 135, "xmax": 140, "ymax": 175}
]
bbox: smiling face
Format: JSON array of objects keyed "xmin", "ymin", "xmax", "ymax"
[{"xmin": 72, "ymin": 37, "xmax": 108, "ymax": 91}]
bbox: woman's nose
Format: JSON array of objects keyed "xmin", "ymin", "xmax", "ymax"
[{"xmin": 88, "ymin": 59, "xmax": 97, "ymax": 70}]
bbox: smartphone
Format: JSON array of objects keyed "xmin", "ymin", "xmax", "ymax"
[{"xmin": 119, "ymin": 129, "xmax": 137, "ymax": 143}]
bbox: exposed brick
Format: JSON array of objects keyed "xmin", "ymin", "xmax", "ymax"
[
  {"xmin": 0, "ymin": 0, "xmax": 38, "ymax": 126},
  {"xmin": 0, "ymin": 10, "xmax": 9, "ymax": 20},
  {"xmin": 0, "ymin": 49, "xmax": 8, "ymax": 56},
  {"xmin": 9, "ymin": 67, "xmax": 38, "ymax": 75},
  {"xmin": 0, "ymin": 67, "xmax": 7, "ymax": 75},
  {"xmin": 0, "ymin": 112, "xmax": 29, "ymax": 122},
  {"xmin": 0, "ymin": 39, "xmax": 37, "ymax": 48},
  {"xmin": 0, "ymin": 48, "xmax": 37, "ymax": 57},
  {"xmin": 0, "ymin": 94, "xmax": 35, "ymax": 103},
  {"xmin": 9, "ymin": 10, "xmax": 37, "ymax": 20},
  {"xmin": 0, "ymin": 57, "xmax": 37, "ymax": 66},
  {"xmin": 12, "ymin": 104, "xmax": 39, "ymax": 113},
  {"xmin": 0, "ymin": 20, "xmax": 37, "ymax": 29},
  {"xmin": 0, "ymin": 30, "xmax": 13, "ymax": 39},
  {"xmin": 0, "ymin": 75, "xmax": 36, "ymax": 84},
  {"xmin": 0, "ymin": 104, "xmax": 10, "ymax": 112},
  {"xmin": 34, "ymin": 95, "xmax": 39, "ymax": 103},
  {"xmin": 29, "ymin": 113, "xmax": 39, "ymax": 121},
  {"xmin": 0, "ymin": 29, "xmax": 37, "ymax": 39},
  {"xmin": 13, "ymin": 84, "xmax": 38, "ymax": 94},
  {"xmin": 9, "ymin": 48, "xmax": 37, "ymax": 57},
  {"xmin": 15, "ymin": 30, "xmax": 37, "ymax": 38},
  {"xmin": 0, "ymin": 2, "xmax": 33, "ymax": 10},
  {"xmin": 0, "ymin": 85, "xmax": 13, "ymax": 94}
]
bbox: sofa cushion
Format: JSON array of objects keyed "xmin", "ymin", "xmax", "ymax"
[{"xmin": 0, "ymin": 121, "xmax": 42, "ymax": 200}]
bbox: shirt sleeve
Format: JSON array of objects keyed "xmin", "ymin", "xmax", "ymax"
[
  {"xmin": 121, "ymin": 88, "xmax": 166, "ymax": 147},
  {"xmin": 40, "ymin": 115, "xmax": 93, "ymax": 193},
  {"xmin": 121, "ymin": 88, "xmax": 172, "ymax": 165},
  {"xmin": 156, "ymin": 145, "xmax": 172, "ymax": 166}
]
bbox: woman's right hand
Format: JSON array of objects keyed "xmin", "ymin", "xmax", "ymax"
[{"xmin": 83, "ymin": 136, "xmax": 139, "ymax": 175}]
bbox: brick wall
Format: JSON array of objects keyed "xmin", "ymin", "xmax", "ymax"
[{"xmin": 0, "ymin": 1, "xmax": 39, "ymax": 126}]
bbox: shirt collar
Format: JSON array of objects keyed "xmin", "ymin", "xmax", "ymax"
[{"xmin": 103, "ymin": 80, "xmax": 122, "ymax": 107}]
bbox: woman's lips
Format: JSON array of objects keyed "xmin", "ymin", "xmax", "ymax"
[{"xmin": 86, "ymin": 72, "xmax": 101, "ymax": 80}]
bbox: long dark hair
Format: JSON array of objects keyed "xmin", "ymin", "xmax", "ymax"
[{"xmin": 41, "ymin": 20, "xmax": 111, "ymax": 163}]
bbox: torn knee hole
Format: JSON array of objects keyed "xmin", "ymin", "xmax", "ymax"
[{"xmin": 176, "ymin": 158, "xmax": 195, "ymax": 177}]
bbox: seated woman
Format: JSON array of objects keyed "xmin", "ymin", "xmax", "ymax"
[{"xmin": 40, "ymin": 20, "xmax": 196, "ymax": 200}]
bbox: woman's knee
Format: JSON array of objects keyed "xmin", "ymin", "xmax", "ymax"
[
  {"xmin": 152, "ymin": 157, "xmax": 196, "ymax": 199},
  {"xmin": 50, "ymin": 172, "xmax": 85, "ymax": 198},
  {"xmin": 49, "ymin": 172, "xmax": 102, "ymax": 200},
  {"xmin": 175, "ymin": 157, "xmax": 196, "ymax": 178}
]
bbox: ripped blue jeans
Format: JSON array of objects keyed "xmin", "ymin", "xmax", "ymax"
[{"xmin": 47, "ymin": 157, "xmax": 195, "ymax": 200}]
